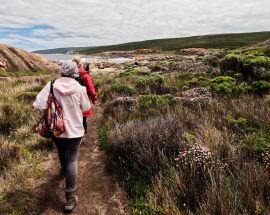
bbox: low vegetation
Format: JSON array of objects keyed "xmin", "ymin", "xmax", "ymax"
[
  {"xmin": 2, "ymin": 38, "xmax": 270, "ymax": 214},
  {"xmin": 0, "ymin": 76, "xmax": 54, "ymax": 214},
  {"xmin": 97, "ymin": 41, "xmax": 270, "ymax": 214}
]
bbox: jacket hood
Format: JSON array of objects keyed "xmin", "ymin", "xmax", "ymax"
[{"xmin": 53, "ymin": 77, "xmax": 80, "ymax": 95}]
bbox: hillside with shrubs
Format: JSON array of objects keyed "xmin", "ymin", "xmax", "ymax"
[{"xmin": 97, "ymin": 40, "xmax": 270, "ymax": 214}]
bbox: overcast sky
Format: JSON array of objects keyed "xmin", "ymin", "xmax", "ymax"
[{"xmin": 0, "ymin": 0, "xmax": 269, "ymax": 51}]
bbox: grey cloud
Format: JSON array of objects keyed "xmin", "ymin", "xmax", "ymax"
[{"xmin": 0, "ymin": 0, "xmax": 269, "ymax": 51}]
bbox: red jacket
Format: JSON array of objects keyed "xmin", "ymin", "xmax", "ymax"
[{"xmin": 79, "ymin": 68, "xmax": 97, "ymax": 116}]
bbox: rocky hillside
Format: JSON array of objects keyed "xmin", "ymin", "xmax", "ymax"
[{"xmin": 0, "ymin": 43, "xmax": 59, "ymax": 73}]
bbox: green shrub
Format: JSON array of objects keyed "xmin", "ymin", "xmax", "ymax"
[
  {"xmin": 149, "ymin": 61, "xmax": 176, "ymax": 72},
  {"xmin": 207, "ymin": 76, "xmax": 236, "ymax": 94},
  {"xmin": 234, "ymin": 82, "xmax": 253, "ymax": 94},
  {"xmin": 242, "ymin": 130, "xmax": 270, "ymax": 160},
  {"xmin": 244, "ymin": 56, "xmax": 270, "ymax": 68},
  {"xmin": 189, "ymin": 76, "xmax": 257, "ymax": 95},
  {"xmin": 260, "ymin": 71, "xmax": 270, "ymax": 80},
  {"xmin": 246, "ymin": 49, "xmax": 265, "ymax": 56},
  {"xmin": 0, "ymin": 70, "xmax": 11, "ymax": 77},
  {"xmin": 226, "ymin": 115, "xmax": 247, "ymax": 128},
  {"xmin": 16, "ymin": 92, "xmax": 38, "ymax": 102},
  {"xmin": 220, "ymin": 54, "xmax": 244, "ymax": 73},
  {"xmin": 251, "ymin": 80, "xmax": 270, "ymax": 93},
  {"xmin": 98, "ymin": 123, "xmax": 110, "ymax": 149},
  {"xmin": 135, "ymin": 74, "xmax": 164, "ymax": 94},
  {"xmin": 100, "ymin": 83, "xmax": 136, "ymax": 102},
  {"xmin": 220, "ymin": 53, "xmax": 270, "ymax": 79},
  {"xmin": 233, "ymin": 72, "xmax": 243, "ymax": 78},
  {"xmin": 225, "ymin": 115, "xmax": 255, "ymax": 133},
  {"xmin": 203, "ymin": 55, "xmax": 220, "ymax": 67},
  {"xmin": 138, "ymin": 95, "xmax": 158, "ymax": 109},
  {"xmin": 119, "ymin": 65, "xmax": 150, "ymax": 77},
  {"xmin": 108, "ymin": 83, "xmax": 136, "ymax": 95},
  {"xmin": 138, "ymin": 95, "xmax": 174, "ymax": 109},
  {"xmin": 188, "ymin": 76, "xmax": 208, "ymax": 86}
]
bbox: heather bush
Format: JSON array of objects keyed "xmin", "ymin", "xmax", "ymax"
[{"xmin": 107, "ymin": 115, "xmax": 195, "ymax": 175}]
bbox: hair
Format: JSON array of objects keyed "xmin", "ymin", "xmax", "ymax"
[
  {"xmin": 72, "ymin": 56, "xmax": 81, "ymax": 65},
  {"xmin": 84, "ymin": 63, "xmax": 90, "ymax": 73}
]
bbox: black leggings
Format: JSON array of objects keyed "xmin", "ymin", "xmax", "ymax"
[
  {"xmin": 83, "ymin": 117, "xmax": 87, "ymax": 134},
  {"xmin": 53, "ymin": 137, "xmax": 82, "ymax": 199}
]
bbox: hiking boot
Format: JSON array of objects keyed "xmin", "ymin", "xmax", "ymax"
[{"xmin": 64, "ymin": 195, "xmax": 78, "ymax": 211}]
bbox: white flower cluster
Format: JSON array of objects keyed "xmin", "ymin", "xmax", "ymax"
[{"xmin": 175, "ymin": 144, "xmax": 225, "ymax": 173}]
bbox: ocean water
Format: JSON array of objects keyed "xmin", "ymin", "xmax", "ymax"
[{"xmin": 41, "ymin": 54, "xmax": 130, "ymax": 64}]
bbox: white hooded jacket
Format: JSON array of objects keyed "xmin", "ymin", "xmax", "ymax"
[{"xmin": 33, "ymin": 77, "xmax": 91, "ymax": 138}]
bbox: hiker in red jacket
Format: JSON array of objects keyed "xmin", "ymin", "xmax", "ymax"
[{"xmin": 73, "ymin": 57, "xmax": 97, "ymax": 134}]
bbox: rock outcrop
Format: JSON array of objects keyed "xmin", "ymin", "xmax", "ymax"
[{"xmin": 0, "ymin": 43, "xmax": 59, "ymax": 73}]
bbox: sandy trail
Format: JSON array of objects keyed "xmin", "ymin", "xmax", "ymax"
[{"xmin": 24, "ymin": 105, "xmax": 129, "ymax": 215}]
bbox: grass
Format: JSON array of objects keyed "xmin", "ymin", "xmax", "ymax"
[
  {"xmin": 0, "ymin": 75, "xmax": 55, "ymax": 214},
  {"xmin": 35, "ymin": 31, "xmax": 270, "ymax": 54},
  {"xmin": 0, "ymin": 70, "xmax": 47, "ymax": 77}
]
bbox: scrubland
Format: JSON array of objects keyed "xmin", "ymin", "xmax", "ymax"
[
  {"xmin": 97, "ymin": 43, "xmax": 270, "ymax": 214},
  {"xmin": 0, "ymin": 75, "xmax": 54, "ymax": 214}
]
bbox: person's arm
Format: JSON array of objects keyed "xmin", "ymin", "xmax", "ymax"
[
  {"xmin": 81, "ymin": 87, "xmax": 91, "ymax": 113},
  {"xmin": 33, "ymin": 81, "xmax": 51, "ymax": 110},
  {"xmin": 84, "ymin": 75, "xmax": 97, "ymax": 103}
]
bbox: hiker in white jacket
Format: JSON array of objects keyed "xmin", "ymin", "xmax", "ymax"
[{"xmin": 33, "ymin": 61, "xmax": 91, "ymax": 211}]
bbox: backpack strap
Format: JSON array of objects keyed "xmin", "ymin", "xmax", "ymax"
[{"xmin": 50, "ymin": 80, "xmax": 55, "ymax": 95}]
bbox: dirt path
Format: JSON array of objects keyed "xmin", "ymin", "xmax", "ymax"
[{"xmin": 25, "ymin": 105, "xmax": 129, "ymax": 215}]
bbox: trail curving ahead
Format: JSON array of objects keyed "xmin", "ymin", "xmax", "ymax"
[{"xmin": 25, "ymin": 105, "xmax": 129, "ymax": 215}]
